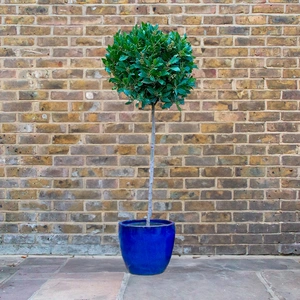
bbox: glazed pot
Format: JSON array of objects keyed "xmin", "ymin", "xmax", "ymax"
[{"xmin": 119, "ymin": 219, "xmax": 175, "ymax": 275}]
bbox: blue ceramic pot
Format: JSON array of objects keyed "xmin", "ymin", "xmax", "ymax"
[{"xmin": 119, "ymin": 219, "xmax": 175, "ymax": 275}]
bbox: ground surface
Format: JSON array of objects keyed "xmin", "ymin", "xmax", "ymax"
[{"xmin": 0, "ymin": 256, "xmax": 299, "ymax": 300}]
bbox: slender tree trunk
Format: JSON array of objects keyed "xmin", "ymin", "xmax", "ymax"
[{"xmin": 146, "ymin": 103, "xmax": 156, "ymax": 227}]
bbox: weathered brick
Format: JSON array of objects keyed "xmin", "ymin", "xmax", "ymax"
[
  {"xmin": 282, "ymin": 179, "xmax": 300, "ymax": 188},
  {"xmin": 86, "ymin": 156, "xmax": 118, "ymax": 166},
  {"xmin": 0, "ymin": 135, "xmax": 16, "ymax": 144},
  {"xmin": 53, "ymin": 179, "xmax": 83, "ymax": 189},
  {"xmin": 220, "ymin": 26, "xmax": 250, "ymax": 35},
  {"xmin": 236, "ymin": 167, "xmax": 265, "ymax": 177},
  {"xmin": 269, "ymin": 190, "xmax": 296, "ymax": 201},
  {"xmin": 0, "ymin": 26, "xmax": 17, "ymax": 35},
  {"xmin": 3, "ymin": 80, "xmax": 31, "ymax": 90},
  {"xmin": 170, "ymin": 167, "xmax": 199, "ymax": 177},
  {"xmin": 203, "ymin": 167, "xmax": 233, "ymax": 177},
  {"xmin": 54, "ymin": 156, "xmax": 84, "ymax": 166},
  {"xmin": 19, "ymin": 135, "xmax": 50, "ymax": 144},
  {"xmin": 0, "ymin": 6, "xmax": 16, "ymax": 14},
  {"xmin": 218, "ymin": 179, "xmax": 247, "ymax": 189},
  {"xmin": 233, "ymin": 234, "xmax": 263, "ymax": 244},
  {"xmin": 201, "ymin": 190, "xmax": 232, "ymax": 200},
  {"xmin": 3, "ymin": 146, "xmax": 24, "ymax": 158},
  {"xmin": 184, "ymin": 134, "xmax": 214, "ymax": 144},
  {"xmin": 3, "ymin": 37, "xmax": 34, "ymax": 46},
  {"xmin": 39, "ymin": 80, "xmax": 68, "ymax": 90},
  {"xmin": 52, "ymin": 135, "xmax": 81, "ymax": 144},
  {"xmin": 51, "ymin": 91, "xmax": 83, "ymax": 100},
  {"xmin": 21, "ymin": 156, "xmax": 52, "ymax": 166},
  {"xmin": 52, "ymin": 224, "xmax": 83, "ymax": 234},
  {"xmin": 216, "ymin": 201, "xmax": 247, "ymax": 211},
  {"xmin": 185, "ymin": 156, "xmax": 215, "ymax": 166},
  {"xmin": 38, "ymin": 37, "xmax": 68, "ymax": 47},
  {"xmin": 217, "ymin": 224, "xmax": 247, "ymax": 234},
  {"xmin": 36, "ymin": 124, "xmax": 67, "ymax": 133},
  {"xmin": 233, "ymin": 212, "xmax": 263, "ymax": 222},
  {"xmin": 52, "ymin": 113, "xmax": 81, "ymax": 123},
  {"xmin": 202, "ymin": 123, "xmax": 233, "ymax": 133},
  {"xmin": 184, "ymin": 224, "xmax": 215, "ymax": 234},
  {"xmin": 249, "ymin": 134, "xmax": 280, "ymax": 144},
  {"xmin": 37, "ymin": 16, "xmax": 67, "ymax": 25},
  {"xmin": 204, "ymin": 37, "xmax": 233, "ymax": 46},
  {"xmin": 234, "ymin": 190, "xmax": 264, "ymax": 200},
  {"xmin": 19, "ymin": 6, "xmax": 48, "ymax": 15},
  {"xmin": 154, "ymin": 201, "xmax": 182, "ymax": 212},
  {"xmin": 251, "ymin": 90, "xmax": 281, "ymax": 100},
  {"xmin": 185, "ymin": 200, "xmax": 214, "ymax": 211},
  {"xmin": 19, "ymin": 224, "xmax": 52, "ymax": 234},
  {"xmin": 70, "ymin": 80, "xmax": 100, "ymax": 90},
  {"xmin": 85, "ymin": 135, "xmax": 117, "ymax": 145},
  {"xmin": 201, "ymin": 212, "xmax": 231, "ymax": 222},
  {"xmin": 267, "ymin": 37, "xmax": 297, "ymax": 46},
  {"xmin": 220, "ymin": 5, "xmax": 249, "ymax": 14},
  {"xmin": 250, "ymin": 156, "xmax": 279, "ymax": 165},
  {"xmin": 267, "ymin": 122, "xmax": 297, "ymax": 132},
  {"xmin": 71, "ymin": 168, "xmax": 102, "ymax": 178}
]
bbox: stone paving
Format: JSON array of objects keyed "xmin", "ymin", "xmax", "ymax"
[{"xmin": 0, "ymin": 255, "xmax": 299, "ymax": 300}]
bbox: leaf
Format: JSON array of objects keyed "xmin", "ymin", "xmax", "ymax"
[
  {"xmin": 119, "ymin": 88, "xmax": 131, "ymax": 96},
  {"xmin": 138, "ymin": 71, "xmax": 148, "ymax": 78},
  {"xmin": 109, "ymin": 78, "xmax": 119, "ymax": 84},
  {"xmin": 142, "ymin": 78, "xmax": 152, "ymax": 84},
  {"xmin": 169, "ymin": 55, "xmax": 179, "ymax": 65},
  {"xmin": 162, "ymin": 102, "xmax": 173, "ymax": 109},
  {"xmin": 160, "ymin": 70, "xmax": 169, "ymax": 77},
  {"xmin": 147, "ymin": 87, "xmax": 156, "ymax": 95},
  {"xmin": 177, "ymin": 88, "xmax": 187, "ymax": 95},
  {"xmin": 123, "ymin": 89, "xmax": 131, "ymax": 96},
  {"xmin": 119, "ymin": 55, "xmax": 128, "ymax": 61},
  {"xmin": 170, "ymin": 66, "xmax": 180, "ymax": 72}
]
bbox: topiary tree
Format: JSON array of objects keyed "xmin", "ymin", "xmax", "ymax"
[{"xmin": 102, "ymin": 23, "xmax": 197, "ymax": 226}]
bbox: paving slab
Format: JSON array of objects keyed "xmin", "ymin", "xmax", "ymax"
[
  {"xmin": 10, "ymin": 265, "xmax": 62, "ymax": 280},
  {"xmin": 167, "ymin": 256, "xmax": 300, "ymax": 273},
  {"xmin": 0, "ymin": 267, "xmax": 17, "ymax": 285},
  {"xmin": 20, "ymin": 257, "xmax": 67, "ymax": 266},
  {"xmin": 124, "ymin": 271, "xmax": 271, "ymax": 300},
  {"xmin": 0, "ymin": 279, "xmax": 47, "ymax": 300},
  {"xmin": 59, "ymin": 257, "xmax": 126, "ymax": 273},
  {"xmin": 0, "ymin": 256, "xmax": 25, "ymax": 285},
  {"xmin": 30, "ymin": 272, "xmax": 124, "ymax": 300},
  {"xmin": 0, "ymin": 256, "xmax": 24, "ymax": 267},
  {"xmin": 263, "ymin": 270, "xmax": 300, "ymax": 300}
]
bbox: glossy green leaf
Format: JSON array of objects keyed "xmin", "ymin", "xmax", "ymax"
[
  {"xmin": 119, "ymin": 55, "xmax": 128, "ymax": 61},
  {"xmin": 170, "ymin": 66, "xmax": 180, "ymax": 72}
]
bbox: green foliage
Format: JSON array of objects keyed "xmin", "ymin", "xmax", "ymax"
[{"xmin": 102, "ymin": 23, "xmax": 197, "ymax": 110}]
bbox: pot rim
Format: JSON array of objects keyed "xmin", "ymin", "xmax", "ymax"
[{"xmin": 119, "ymin": 219, "xmax": 174, "ymax": 228}]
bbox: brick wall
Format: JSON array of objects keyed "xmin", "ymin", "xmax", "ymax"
[{"xmin": 1, "ymin": 0, "xmax": 300, "ymax": 256}]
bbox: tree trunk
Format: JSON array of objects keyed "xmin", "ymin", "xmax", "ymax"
[{"xmin": 146, "ymin": 103, "xmax": 156, "ymax": 227}]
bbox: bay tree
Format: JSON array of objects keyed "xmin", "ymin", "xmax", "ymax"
[{"xmin": 102, "ymin": 23, "xmax": 197, "ymax": 226}]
